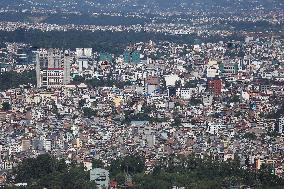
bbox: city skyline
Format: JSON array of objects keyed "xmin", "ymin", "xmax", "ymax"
[{"xmin": 0, "ymin": 1, "xmax": 283, "ymax": 189}]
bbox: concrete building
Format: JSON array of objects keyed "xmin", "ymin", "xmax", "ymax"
[
  {"xmin": 207, "ymin": 79, "xmax": 222, "ymax": 96},
  {"xmin": 76, "ymin": 48, "xmax": 92, "ymax": 58},
  {"xmin": 36, "ymin": 49, "xmax": 71, "ymax": 88},
  {"xmin": 21, "ymin": 139, "xmax": 31, "ymax": 151},
  {"xmin": 63, "ymin": 50, "xmax": 71, "ymax": 85},
  {"xmin": 36, "ymin": 49, "xmax": 48, "ymax": 88},
  {"xmin": 90, "ymin": 168, "xmax": 109, "ymax": 189},
  {"xmin": 278, "ymin": 117, "xmax": 284, "ymax": 134},
  {"xmin": 77, "ymin": 57, "xmax": 89, "ymax": 72},
  {"xmin": 76, "ymin": 48, "xmax": 93, "ymax": 72}
]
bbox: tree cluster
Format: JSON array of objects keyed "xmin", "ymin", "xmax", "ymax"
[
  {"xmin": 0, "ymin": 70, "xmax": 36, "ymax": 91},
  {"xmin": 0, "ymin": 29, "xmax": 243, "ymax": 56},
  {"xmin": 132, "ymin": 155, "xmax": 284, "ymax": 189},
  {"xmin": 7, "ymin": 154, "xmax": 284, "ymax": 189},
  {"xmin": 11, "ymin": 154, "xmax": 97, "ymax": 189}
]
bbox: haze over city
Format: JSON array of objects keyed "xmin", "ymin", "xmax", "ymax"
[{"xmin": 0, "ymin": 1, "xmax": 283, "ymax": 189}]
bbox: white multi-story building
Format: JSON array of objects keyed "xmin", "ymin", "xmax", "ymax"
[
  {"xmin": 36, "ymin": 49, "xmax": 71, "ymax": 88},
  {"xmin": 43, "ymin": 139, "xmax": 52, "ymax": 151},
  {"xmin": 278, "ymin": 117, "xmax": 284, "ymax": 134}
]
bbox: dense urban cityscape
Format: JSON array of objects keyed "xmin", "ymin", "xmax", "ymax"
[{"xmin": 0, "ymin": 0, "xmax": 284, "ymax": 189}]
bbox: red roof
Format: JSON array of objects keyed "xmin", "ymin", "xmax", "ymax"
[{"xmin": 110, "ymin": 180, "xmax": 118, "ymax": 187}]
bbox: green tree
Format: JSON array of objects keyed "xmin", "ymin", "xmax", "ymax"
[
  {"xmin": 1, "ymin": 102, "xmax": 11, "ymax": 111},
  {"xmin": 78, "ymin": 99, "xmax": 86, "ymax": 108},
  {"xmin": 109, "ymin": 159, "xmax": 122, "ymax": 178},
  {"xmin": 189, "ymin": 98, "xmax": 202, "ymax": 106},
  {"xmin": 14, "ymin": 154, "xmax": 97, "ymax": 189},
  {"xmin": 83, "ymin": 107, "xmax": 97, "ymax": 118},
  {"xmin": 0, "ymin": 70, "xmax": 36, "ymax": 90},
  {"xmin": 230, "ymin": 95, "xmax": 240, "ymax": 103},
  {"xmin": 171, "ymin": 117, "xmax": 182, "ymax": 127},
  {"xmin": 121, "ymin": 155, "xmax": 145, "ymax": 175},
  {"xmin": 109, "ymin": 155, "xmax": 145, "ymax": 178},
  {"xmin": 114, "ymin": 172, "xmax": 126, "ymax": 185},
  {"xmin": 175, "ymin": 80, "xmax": 181, "ymax": 88},
  {"xmin": 73, "ymin": 76, "xmax": 85, "ymax": 83},
  {"xmin": 15, "ymin": 154, "xmax": 60, "ymax": 183},
  {"xmin": 92, "ymin": 159, "xmax": 104, "ymax": 169}
]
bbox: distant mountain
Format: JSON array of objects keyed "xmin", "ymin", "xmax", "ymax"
[{"xmin": 0, "ymin": 0, "xmax": 283, "ymax": 13}]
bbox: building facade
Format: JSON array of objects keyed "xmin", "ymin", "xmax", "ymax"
[{"xmin": 36, "ymin": 49, "xmax": 71, "ymax": 88}]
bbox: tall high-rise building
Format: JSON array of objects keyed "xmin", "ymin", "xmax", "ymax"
[
  {"xmin": 63, "ymin": 50, "xmax": 71, "ymax": 85},
  {"xmin": 36, "ymin": 49, "xmax": 48, "ymax": 88},
  {"xmin": 75, "ymin": 48, "xmax": 93, "ymax": 72},
  {"xmin": 48, "ymin": 49, "xmax": 62, "ymax": 68},
  {"xmin": 36, "ymin": 49, "xmax": 71, "ymax": 88},
  {"xmin": 76, "ymin": 48, "xmax": 92, "ymax": 58}
]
